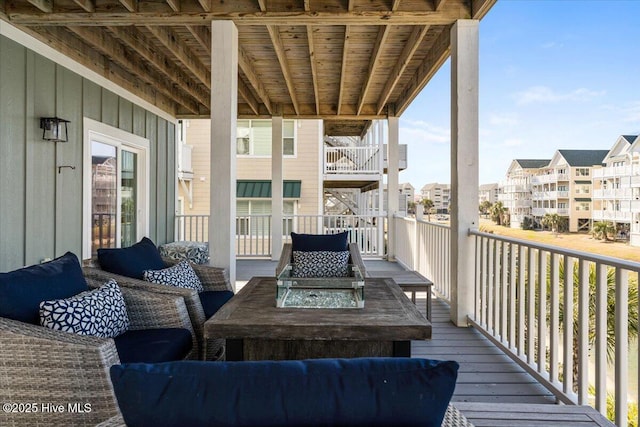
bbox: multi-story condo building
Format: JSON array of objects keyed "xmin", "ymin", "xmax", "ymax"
[
  {"xmin": 400, "ymin": 183, "xmax": 415, "ymax": 203},
  {"xmin": 499, "ymin": 159, "xmax": 549, "ymax": 229},
  {"xmin": 531, "ymin": 150, "xmax": 608, "ymax": 233},
  {"xmin": 420, "ymin": 183, "xmax": 450, "ymax": 213},
  {"xmin": 592, "ymin": 135, "xmax": 640, "ymax": 245},
  {"xmin": 478, "ymin": 183, "xmax": 499, "ymax": 205}
]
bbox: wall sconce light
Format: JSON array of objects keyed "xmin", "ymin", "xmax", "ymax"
[{"xmin": 40, "ymin": 117, "xmax": 70, "ymax": 142}]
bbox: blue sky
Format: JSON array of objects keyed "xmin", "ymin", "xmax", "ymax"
[{"xmin": 399, "ymin": 0, "xmax": 640, "ymax": 191}]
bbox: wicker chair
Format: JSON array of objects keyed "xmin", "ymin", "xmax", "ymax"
[
  {"xmin": 276, "ymin": 242, "xmax": 366, "ymax": 278},
  {"xmin": 83, "ymin": 258, "xmax": 233, "ymax": 360},
  {"xmin": 96, "ymin": 404, "xmax": 474, "ymax": 427},
  {"xmin": 0, "ymin": 279, "xmax": 195, "ymax": 427}
]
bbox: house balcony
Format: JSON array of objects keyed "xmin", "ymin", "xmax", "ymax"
[
  {"xmin": 323, "ymin": 146, "xmax": 383, "ymax": 191},
  {"xmin": 531, "ymin": 173, "xmax": 570, "ymax": 184},
  {"xmin": 593, "ymin": 188, "xmax": 632, "ymax": 199},
  {"xmin": 593, "ymin": 166, "xmax": 632, "ymax": 178},
  {"xmin": 532, "ymin": 207, "xmax": 569, "ymax": 216},
  {"xmin": 592, "ymin": 210, "xmax": 632, "ymax": 222},
  {"xmin": 176, "ymin": 212, "xmax": 636, "ymax": 427},
  {"xmin": 532, "ymin": 191, "xmax": 570, "ymax": 200}
]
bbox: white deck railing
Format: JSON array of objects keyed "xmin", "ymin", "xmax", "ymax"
[
  {"xmin": 175, "ymin": 214, "xmax": 386, "ymax": 257},
  {"xmin": 392, "ymin": 214, "xmax": 639, "ymax": 426},
  {"xmin": 323, "ymin": 146, "xmax": 380, "ymax": 175},
  {"xmin": 393, "ymin": 215, "xmax": 452, "ymax": 301}
]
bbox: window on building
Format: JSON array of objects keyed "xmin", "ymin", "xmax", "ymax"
[
  {"xmin": 83, "ymin": 119, "xmax": 150, "ymax": 259},
  {"xmin": 576, "ymin": 168, "xmax": 590, "ymax": 176},
  {"xmin": 576, "ymin": 202, "xmax": 590, "ymax": 211},
  {"xmin": 236, "ymin": 200, "xmax": 296, "ymax": 236},
  {"xmin": 236, "ymin": 120, "xmax": 296, "ymax": 157}
]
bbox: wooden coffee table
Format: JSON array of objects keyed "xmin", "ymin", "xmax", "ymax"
[{"xmin": 204, "ymin": 276, "xmax": 431, "ymax": 361}]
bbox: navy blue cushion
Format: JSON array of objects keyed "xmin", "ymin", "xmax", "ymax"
[
  {"xmin": 98, "ymin": 237, "xmax": 165, "ymax": 280},
  {"xmin": 0, "ymin": 252, "xmax": 89, "ymax": 325},
  {"xmin": 290, "ymin": 231, "xmax": 349, "ymax": 252},
  {"xmin": 113, "ymin": 328, "xmax": 193, "ymax": 364},
  {"xmin": 110, "ymin": 357, "xmax": 459, "ymax": 427},
  {"xmin": 198, "ymin": 290, "xmax": 234, "ymax": 319}
]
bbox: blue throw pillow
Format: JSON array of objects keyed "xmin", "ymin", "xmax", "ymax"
[
  {"xmin": 143, "ymin": 260, "xmax": 204, "ymax": 292},
  {"xmin": 40, "ymin": 279, "xmax": 129, "ymax": 338},
  {"xmin": 0, "ymin": 252, "xmax": 89, "ymax": 325},
  {"xmin": 290, "ymin": 231, "xmax": 349, "ymax": 252},
  {"xmin": 110, "ymin": 358, "xmax": 459, "ymax": 427},
  {"xmin": 292, "ymin": 250, "xmax": 349, "ymax": 277},
  {"xmin": 98, "ymin": 237, "xmax": 165, "ymax": 280}
]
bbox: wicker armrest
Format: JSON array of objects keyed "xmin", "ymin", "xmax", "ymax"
[
  {"xmin": 96, "ymin": 415, "xmax": 127, "ymax": 427},
  {"xmin": 0, "ymin": 317, "xmax": 121, "ymax": 425},
  {"xmin": 192, "ymin": 264, "xmax": 233, "ymax": 292}
]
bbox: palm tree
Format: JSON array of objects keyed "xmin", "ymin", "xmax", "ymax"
[
  {"xmin": 479, "ymin": 200, "xmax": 492, "ymax": 217},
  {"xmin": 489, "ymin": 201, "xmax": 506, "ymax": 226},
  {"xmin": 542, "ymin": 213, "xmax": 561, "ymax": 236},
  {"xmin": 592, "ymin": 221, "xmax": 616, "ymax": 241},
  {"xmin": 552, "ymin": 260, "xmax": 639, "ymax": 389},
  {"xmin": 421, "ymin": 198, "xmax": 434, "ymax": 220}
]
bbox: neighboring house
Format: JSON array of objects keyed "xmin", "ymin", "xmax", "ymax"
[
  {"xmin": 531, "ymin": 150, "xmax": 608, "ymax": 233},
  {"xmin": 178, "ymin": 118, "xmax": 323, "ymax": 239},
  {"xmin": 478, "ymin": 183, "xmax": 499, "ymax": 205},
  {"xmin": 498, "ymin": 159, "xmax": 549, "ymax": 229},
  {"xmin": 400, "ymin": 183, "xmax": 415, "ymax": 202},
  {"xmin": 420, "ymin": 183, "xmax": 450, "ymax": 213},
  {"xmin": 593, "ymin": 135, "xmax": 640, "ymax": 246}
]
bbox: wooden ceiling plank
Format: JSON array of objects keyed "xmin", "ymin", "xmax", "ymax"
[
  {"xmin": 146, "ymin": 26, "xmax": 210, "ymax": 89},
  {"xmin": 472, "ymin": 0, "xmax": 497, "ymax": 19},
  {"xmin": 118, "ymin": 0, "xmax": 137, "ymax": 12},
  {"xmin": 395, "ymin": 26, "xmax": 450, "ymax": 116},
  {"xmin": 391, "ymin": 0, "xmax": 401, "ymax": 11},
  {"xmin": 70, "ymin": 0, "xmax": 94, "ymax": 13},
  {"xmin": 26, "ymin": 0, "xmax": 51, "ymax": 13},
  {"xmin": 165, "ymin": 0, "xmax": 180, "ymax": 12},
  {"xmin": 336, "ymin": 25, "xmax": 350, "ymax": 116},
  {"xmin": 238, "ymin": 79, "xmax": 260, "ymax": 115},
  {"xmin": 187, "ymin": 25, "xmax": 210, "ymax": 53},
  {"xmin": 26, "ymin": 26, "xmax": 176, "ymax": 115},
  {"xmin": 238, "ymin": 45, "xmax": 273, "ymax": 114},
  {"xmin": 267, "ymin": 25, "xmax": 300, "ymax": 115},
  {"xmin": 9, "ymin": 11, "xmax": 471, "ymax": 26},
  {"xmin": 257, "ymin": 0, "xmax": 266, "ymax": 11},
  {"xmin": 306, "ymin": 26, "xmax": 320, "ymax": 115},
  {"xmin": 356, "ymin": 25, "xmax": 389, "ymax": 115},
  {"xmin": 196, "ymin": 0, "xmax": 211, "ymax": 12},
  {"xmin": 107, "ymin": 26, "xmax": 209, "ymax": 107},
  {"xmin": 376, "ymin": 24, "xmax": 429, "ymax": 114},
  {"xmin": 66, "ymin": 26, "xmax": 199, "ymax": 114},
  {"xmin": 347, "ymin": 0, "xmax": 354, "ymax": 11},
  {"xmin": 304, "ymin": 0, "xmax": 310, "ymax": 12}
]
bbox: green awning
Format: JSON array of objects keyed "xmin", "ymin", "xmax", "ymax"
[
  {"xmin": 574, "ymin": 198, "xmax": 591, "ymax": 202},
  {"xmin": 575, "ymin": 180, "xmax": 591, "ymax": 184},
  {"xmin": 236, "ymin": 180, "xmax": 301, "ymax": 198}
]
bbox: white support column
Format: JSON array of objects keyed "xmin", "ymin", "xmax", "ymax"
[
  {"xmin": 387, "ymin": 116, "xmax": 400, "ymax": 260},
  {"xmin": 209, "ymin": 20, "xmax": 238, "ymax": 287},
  {"xmin": 450, "ymin": 20, "xmax": 479, "ymax": 326},
  {"xmin": 271, "ymin": 115, "xmax": 283, "ymax": 260}
]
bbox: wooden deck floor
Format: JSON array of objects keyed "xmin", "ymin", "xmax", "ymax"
[{"xmin": 236, "ymin": 259, "xmax": 614, "ymax": 426}]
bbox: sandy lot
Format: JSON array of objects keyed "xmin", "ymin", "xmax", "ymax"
[{"xmin": 478, "ymin": 219, "xmax": 640, "ymax": 263}]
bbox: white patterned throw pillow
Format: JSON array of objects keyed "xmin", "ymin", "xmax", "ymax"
[
  {"xmin": 143, "ymin": 260, "xmax": 204, "ymax": 292},
  {"xmin": 39, "ymin": 279, "xmax": 129, "ymax": 338},
  {"xmin": 292, "ymin": 250, "xmax": 349, "ymax": 278}
]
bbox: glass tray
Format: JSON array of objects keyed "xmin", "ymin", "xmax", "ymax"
[{"xmin": 276, "ymin": 264, "xmax": 364, "ymax": 309}]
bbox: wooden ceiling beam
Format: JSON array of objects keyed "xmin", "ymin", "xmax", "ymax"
[
  {"xmin": 347, "ymin": 0, "xmax": 354, "ymax": 11},
  {"xmin": 356, "ymin": 25, "xmax": 389, "ymax": 115},
  {"xmin": 66, "ymin": 26, "xmax": 200, "ymax": 114},
  {"xmin": 187, "ymin": 25, "xmax": 210, "ymax": 52},
  {"xmin": 376, "ymin": 24, "xmax": 429, "ymax": 114},
  {"xmin": 196, "ymin": 0, "xmax": 211, "ymax": 12},
  {"xmin": 472, "ymin": 0, "xmax": 497, "ymax": 19},
  {"xmin": 238, "ymin": 79, "xmax": 260, "ymax": 115},
  {"xmin": 257, "ymin": 0, "xmax": 266, "ymax": 11},
  {"xmin": 9, "ymin": 10, "xmax": 471, "ymax": 26},
  {"xmin": 395, "ymin": 26, "xmax": 450, "ymax": 116},
  {"xmin": 70, "ymin": 0, "xmax": 94, "ymax": 12},
  {"xmin": 306, "ymin": 26, "xmax": 320, "ymax": 115},
  {"xmin": 337, "ymin": 25, "xmax": 350, "ymax": 116},
  {"xmin": 107, "ymin": 26, "xmax": 209, "ymax": 107},
  {"xmin": 26, "ymin": 26, "xmax": 176, "ymax": 115},
  {"xmin": 391, "ymin": 0, "xmax": 401, "ymax": 11},
  {"xmin": 25, "ymin": 0, "xmax": 51, "ymax": 13},
  {"xmin": 238, "ymin": 46, "xmax": 273, "ymax": 114},
  {"xmin": 267, "ymin": 25, "xmax": 300, "ymax": 115},
  {"xmin": 165, "ymin": 0, "xmax": 180, "ymax": 12},
  {"xmin": 118, "ymin": 0, "xmax": 137, "ymax": 12},
  {"xmin": 146, "ymin": 26, "xmax": 210, "ymax": 89},
  {"xmin": 304, "ymin": 0, "xmax": 310, "ymax": 12}
]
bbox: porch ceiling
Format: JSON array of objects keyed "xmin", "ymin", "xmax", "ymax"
[{"xmin": 1, "ymin": 0, "xmax": 495, "ymax": 136}]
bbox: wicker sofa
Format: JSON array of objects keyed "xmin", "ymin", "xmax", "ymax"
[
  {"xmin": 84, "ymin": 257, "xmax": 233, "ymax": 360},
  {"xmin": 0, "ymin": 274, "xmax": 195, "ymax": 426}
]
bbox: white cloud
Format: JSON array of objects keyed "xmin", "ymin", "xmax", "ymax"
[
  {"xmin": 514, "ymin": 86, "xmax": 605, "ymax": 105},
  {"xmin": 488, "ymin": 112, "xmax": 519, "ymax": 127},
  {"xmin": 400, "ymin": 119, "xmax": 450, "ymax": 144}
]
